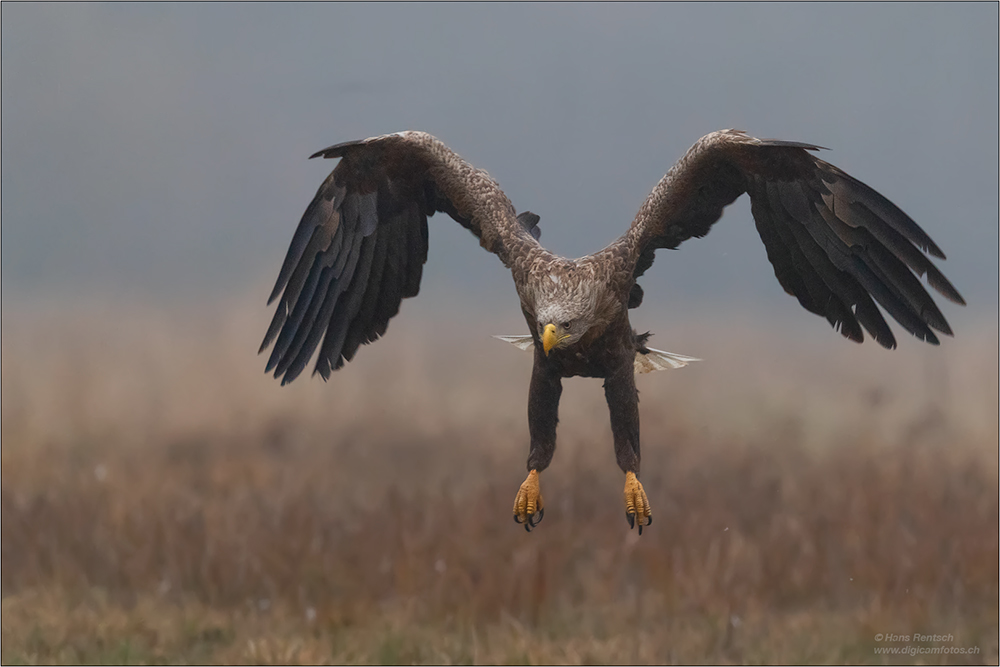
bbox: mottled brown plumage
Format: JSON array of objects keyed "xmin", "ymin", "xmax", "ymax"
[{"xmin": 261, "ymin": 130, "xmax": 964, "ymax": 532}]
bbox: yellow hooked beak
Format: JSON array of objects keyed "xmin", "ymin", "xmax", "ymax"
[{"xmin": 541, "ymin": 323, "xmax": 568, "ymax": 356}]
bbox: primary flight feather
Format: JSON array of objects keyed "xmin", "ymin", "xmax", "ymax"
[{"xmin": 261, "ymin": 129, "xmax": 964, "ymax": 532}]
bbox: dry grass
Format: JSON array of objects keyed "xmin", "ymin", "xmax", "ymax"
[{"xmin": 1, "ymin": 295, "xmax": 997, "ymax": 664}]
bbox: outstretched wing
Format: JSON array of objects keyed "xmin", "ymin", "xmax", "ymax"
[
  {"xmin": 260, "ymin": 131, "xmax": 539, "ymax": 384},
  {"xmin": 613, "ymin": 130, "xmax": 964, "ymax": 348}
]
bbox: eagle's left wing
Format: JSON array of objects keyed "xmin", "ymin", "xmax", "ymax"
[{"xmin": 610, "ymin": 130, "xmax": 964, "ymax": 348}]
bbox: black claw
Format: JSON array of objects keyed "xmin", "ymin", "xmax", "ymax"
[
  {"xmin": 532, "ymin": 508, "xmax": 544, "ymax": 526},
  {"xmin": 524, "ymin": 522, "xmax": 532, "ymax": 533},
  {"xmin": 638, "ymin": 523, "xmax": 643, "ymax": 536},
  {"xmin": 626, "ymin": 512, "xmax": 635, "ymax": 529},
  {"xmin": 514, "ymin": 514, "xmax": 523, "ymax": 524},
  {"xmin": 646, "ymin": 515, "xmax": 652, "ymax": 526}
]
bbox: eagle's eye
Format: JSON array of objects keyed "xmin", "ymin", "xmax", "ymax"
[{"xmin": 561, "ymin": 321, "xmax": 572, "ymax": 329}]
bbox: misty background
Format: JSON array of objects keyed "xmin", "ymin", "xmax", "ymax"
[{"xmin": 2, "ymin": 3, "xmax": 997, "ymax": 343}]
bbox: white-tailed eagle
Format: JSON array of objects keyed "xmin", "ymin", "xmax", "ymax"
[{"xmin": 261, "ymin": 130, "xmax": 964, "ymax": 533}]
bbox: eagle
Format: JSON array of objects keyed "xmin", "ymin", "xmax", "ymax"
[{"xmin": 260, "ymin": 130, "xmax": 964, "ymax": 533}]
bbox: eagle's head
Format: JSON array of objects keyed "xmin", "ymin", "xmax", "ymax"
[{"xmin": 532, "ymin": 262, "xmax": 613, "ymax": 355}]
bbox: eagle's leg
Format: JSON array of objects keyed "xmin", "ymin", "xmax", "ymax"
[
  {"xmin": 513, "ymin": 347, "xmax": 563, "ymax": 531},
  {"xmin": 604, "ymin": 365, "xmax": 652, "ymax": 533}
]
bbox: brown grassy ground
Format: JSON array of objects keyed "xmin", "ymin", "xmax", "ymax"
[{"xmin": 1, "ymin": 295, "xmax": 997, "ymax": 664}]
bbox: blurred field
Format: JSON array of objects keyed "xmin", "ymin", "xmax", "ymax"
[{"xmin": 1, "ymin": 294, "xmax": 997, "ymax": 665}]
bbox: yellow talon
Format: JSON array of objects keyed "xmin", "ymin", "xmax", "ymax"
[
  {"xmin": 624, "ymin": 471, "xmax": 652, "ymax": 534},
  {"xmin": 513, "ymin": 469, "xmax": 544, "ymax": 531}
]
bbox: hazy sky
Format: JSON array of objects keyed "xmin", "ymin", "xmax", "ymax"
[{"xmin": 3, "ymin": 3, "xmax": 997, "ymax": 325}]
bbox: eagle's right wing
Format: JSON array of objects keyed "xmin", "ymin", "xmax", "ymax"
[
  {"xmin": 260, "ymin": 131, "xmax": 541, "ymax": 384},
  {"xmin": 610, "ymin": 130, "xmax": 964, "ymax": 349}
]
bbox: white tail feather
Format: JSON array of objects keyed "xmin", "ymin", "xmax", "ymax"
[
  {"xmin": 634, "ymin": 347, "xmax": 701, "ymax": 374},
  {"xmin": 494, "ymin": 336, "xmax": 701, "ymax": 373},
  {"xmin": 492, "ymin": 334, "xmax": 535, "ymax": 351}
]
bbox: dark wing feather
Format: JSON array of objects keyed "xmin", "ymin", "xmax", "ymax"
[
  {"xmin": 516, "ymin": 211, "xmax": 542, "ymax": 240},
  {"xmin": 613, "ymin": 129, "xmax": 964, "ymax": 348},
  {"xmin": 261, "ymin": 131, "xmax": 539, "ymax": 384}
]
